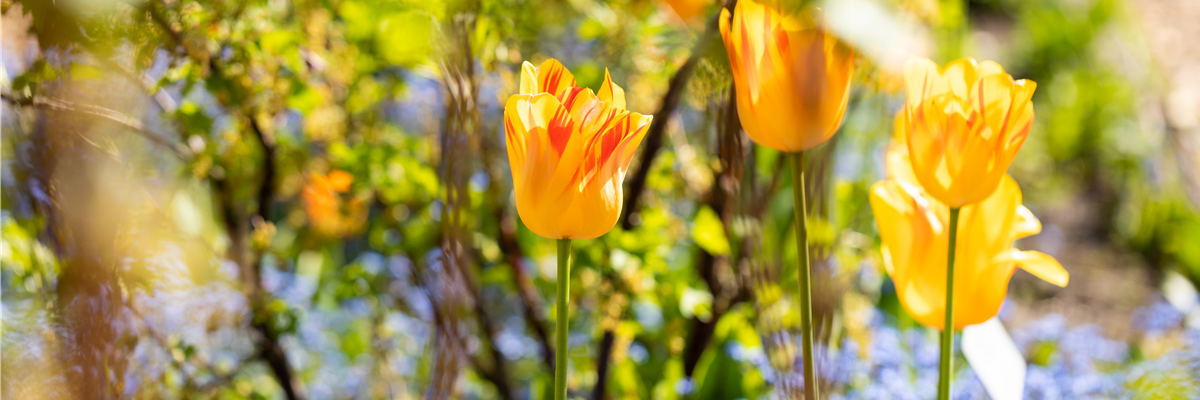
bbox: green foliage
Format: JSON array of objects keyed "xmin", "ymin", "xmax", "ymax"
[
  {"xmin": 2, "ymin": 0, "xmax": 1199, "ymax": 398},
  {"xmin": 692, "ymin": 306, "xmax": 767, "ymax": 400},
  {"xmin": 691, "ymin": 206, "xmax": 731, "ymax": 256}
]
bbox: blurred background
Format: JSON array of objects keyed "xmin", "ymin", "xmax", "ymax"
[{"xmin": 2, "ymin": 0, "xmax": 1199, "ymax": 398}]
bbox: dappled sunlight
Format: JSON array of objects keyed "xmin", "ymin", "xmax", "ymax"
[{"xmin": 2, "ymin": 0, "xmax": 1199, "ymax": 399}]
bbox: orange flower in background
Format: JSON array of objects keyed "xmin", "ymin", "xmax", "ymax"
[
  {"xmin": 660, "ymin": 0, "xmax": 709, "ymax": 25},
  {"xmin": 504, "ymin": 59, "xmax": 653, "ymax": 239},
  {"xmin": 718, "ymin": 0, "xmax": 854, "ymax": 152},
  {"xmin": 902, "ymin": 57, "xmax": 1037, "ymax": 208},
  {"xmin": 870, "ymin": 143, "xmax": 1067, "ymax": 330},
  {"xmin": 302, "ymin": 169, "xmax": 364, "ymax": 236}
]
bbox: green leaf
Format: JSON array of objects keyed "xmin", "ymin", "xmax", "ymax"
[
  {"xmin": 377, "ymin": 11, "xmax": 434, "ymax": 67},
  {"xmin": 260, "ymin": 30, "xmax": 298, "ymax": 55},
  {"xmin": 578, "ymin": 19, "xmax": 606, "ymax": 39},
  {"xmin": 693, "ymin": 307, "xmax": 766, "ymax": 400},
  {"xmin": 286, "ymin": 81, "xmax": 324, "ymax": 115},
  {"xmin": 68, "ymin": 62, "xmax": 104, "ymax": 80},
  {"xmin": 11, "ymin": 59, "xmax": 58, "ymax": 93},
  {"xmin": 340, "ymin": 319, "xmax": 371, "ymax": 360},
  {"xmin": 691, "ymin": 206, "xmax": 730, "ymax": 256},
  {"xmin": 176, "ymin": 102, "xmax": 213, "ymax": 137},
  {"xmin": 338, "ymin": 0, "xmax": 377, "ymax": 41}
]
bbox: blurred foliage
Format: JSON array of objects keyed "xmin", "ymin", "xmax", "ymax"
[{"xmin": 1, "ymin": 0, "xmax": 1198, "ymax": 399}]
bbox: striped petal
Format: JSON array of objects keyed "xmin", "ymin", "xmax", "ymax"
[
  {"xmin": 598, "ymin": 68, "xmax": 627, "ymax": 110},
  {"xmin": 537, "ymin": 59, "xmax": 577, "ymax": 97}
]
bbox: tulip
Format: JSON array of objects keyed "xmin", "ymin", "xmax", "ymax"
[
  {"xmin": 505, "ymin": 59, "xmax": 652, "ymax": 240},
  {"xmin": 719, "ymin": 0, "xmax": 854, "ymax": 153},
  {"xmin": 871, "ymin": 143, "xmax": 1068, "ymax": 330},
  {"xmin": 902, "ymin": 57, "xmax": 1037, "ymax": 208},
  {"xmin": 719, "ymin": 3, "xmax": 854, "ymax": 399},
  {"xmin": 899, "ymin": 58, "xmax": 1040, "ymax": 400},
  {"xmin": 504, "ymin": 58, "xmax": 652, "ymax": 400}
]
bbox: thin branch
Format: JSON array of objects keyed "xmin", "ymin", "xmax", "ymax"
[
  {"xmin": 146, "ymin": 2, "xmax": 187, "ymax": 55},
  {"xmin": 591, "ymin": 330, "xmax": 616, "ymax": 400},
  {"xmin": 2, "ymin": 93, "xmax": 190, "ymax": 158}
]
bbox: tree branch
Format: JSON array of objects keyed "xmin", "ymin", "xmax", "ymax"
[
  {"xmin": 591, "ymin": 330, "xmax": 616, "ymax": 400},
  {"xmin": 2, "ymin": 93, "xmax": 190, "ymax": 158}
]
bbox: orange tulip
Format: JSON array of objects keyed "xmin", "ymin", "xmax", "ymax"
[
  {"xmin": 718, "ymin": 0, "xmax": 854, "ymax": 152},
  {"xmin": 504, "ymin": 59, "xmax": 653, "ymax": 239},
  {"xmin": 902, "ymin": 57, "xmax": 1037, "ymax": 208},
  {"xmin": 870, "ymin": 143, "xmax": 1068, "ymax": 330}
]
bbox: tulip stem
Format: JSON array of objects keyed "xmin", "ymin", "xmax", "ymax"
[
  {"xmin": 555, "ymin": 238, "xmax": 572, "ymax": 400},
  {"xmin": 790, "ymin": 152, "xmax": 819, "ymax": 400},
  {"xmin": 937, "ymin": 207, "xmax": 961, "ymax": 400}
]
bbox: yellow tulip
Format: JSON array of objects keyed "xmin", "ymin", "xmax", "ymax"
[
  {"xmin": 718, "ymin": 0, "xmax": 854, "ymax": 152},
  {"xmin": 870, "ymin": 143, "xmax": 1068, "ymax": 330},
  {"xmin": 504, "ymin": 59, "xmax": 653, "ymax": 239},
  {"xmin": 902, "ymin": 57, "xmax": 1037, "ymax": 208}
]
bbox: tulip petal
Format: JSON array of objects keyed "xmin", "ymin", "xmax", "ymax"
[
  {"xmin": 1003, "ymin": 80, "xmax": 1037, "ymax": 150},
  {"xmin": 904, "ymin": 58, "xmax": 947, "ymax": 115},
  {"xmin": 736, "ymin": 0, "xmax": 770, "ymax": 80},
  {"xmin": 560, "ymin": 138, "xmax": 628, "ymax": 239},
  {"xmin": 560, "ymin": 87, "xmax": 618, "ymax": 140},
  {"xmin": 537, "ymin": 59, "xmax": 577, "ymax": 97},
  {"xmin": 977, "ymin": 60, "xmax": 1006, "ymax": 78},
  {"xmin": 720, "ymin": 7, "xmax": 754, "ymax": 107},
  {"xmin": 870, "ymin": 180, "xmax": 940, "ymax": 291},
  {"xmin": 880, "ymin": 244, "xmax": 897, "ymax": 277},
  {"xmin": 598, "ymin": 68, "xmax": 627, "ymax": 110},
  {"xmin": 504, "ymin": 94, "xmax": 533, "ymax": 188},
  {"xmin": 534, "ymin": 95, "xmax": 575, "ymax": 157},
  {"xmin": 821, "ymin": 32, "xmax": 855, "ymax": 130},
  {"xmin": 960, "ymin": 175, "xmax": 1023, "ymax": 255},
  {"xmin": 531, "ymin": 94, "xmax": 586, "ymax": 196},
  {"xmin": 578, "ymin": 110, "xmax": 651, "ymax": 188},
  {"xmin": 887, "ymin": 117, "xmax": 923, "ymax": 187},
  {"xmin": 520, "ymin": 61, "xmax": 538, "ymax": 95},
  {"xmin": 618, "ymin": 112, "xmax": 653, "ymax": 166},
  {"xmin": 941, "ymin": 58, "xmax": 980, "ymax": 100},
  {"xmin": 996, "ymin": 250, "xmax": 1069, "ymax": 287},
  {"xmin": 970, "ymin": 74, "xmax": 1016, "ymax": 143},
  {"xmin": 1012, "ymin": 205, "xmax": 1042, "ymax": 239},
  {"xmin": 521, "ymin": 93, "xmax": 581, "ymax": 199}
]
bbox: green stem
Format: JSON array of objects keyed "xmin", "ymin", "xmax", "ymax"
[
  {"xmin": 555, "ymin": 238, "xmax": 572, "ymax": 400},
  {"xmin": 937, "ymin": 208, "xmax": 961, "ymax": 400},
  {"xmin": 790, "ymin": 152, "xmax": 819, "ymax": 400}
]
